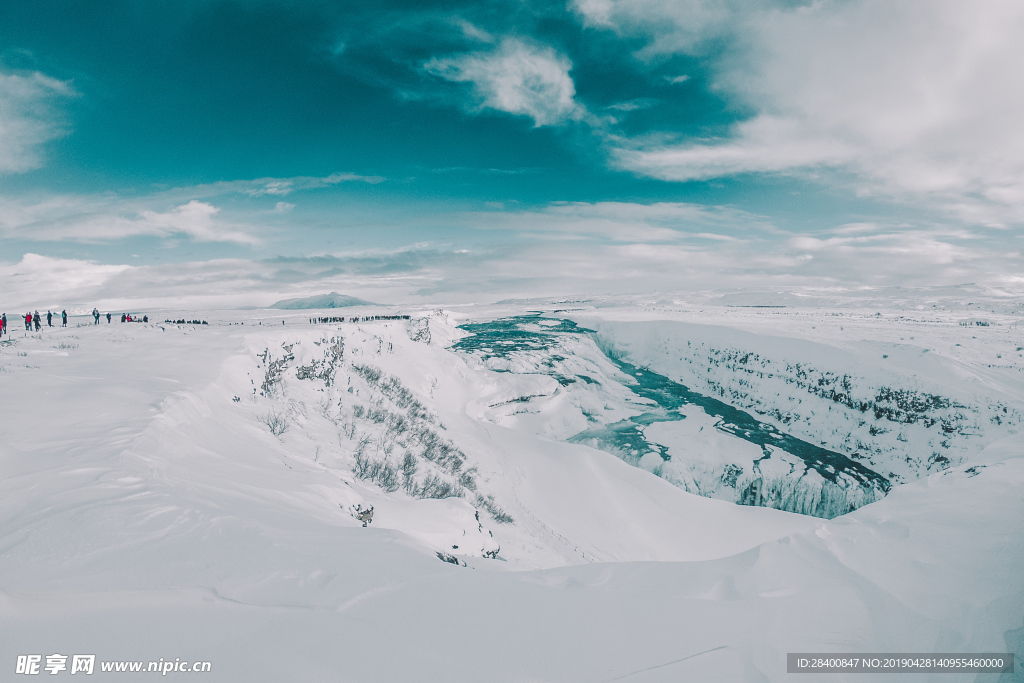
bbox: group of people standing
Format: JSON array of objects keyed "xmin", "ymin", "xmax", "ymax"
[
  {"xmin": 0, "ymin": 308, "xmax": 148, "ymax": 337},
  {"xmin": 309, "ymin": 315, "xmax": 412, "ymax": 324},
  {"xmin": 0, "ymin": 310, "xmax": 68, "ymax": 335}
]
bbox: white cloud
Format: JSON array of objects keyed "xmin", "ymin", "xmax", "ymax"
[
  {"xmin": 0, "ymin": 196, "xmax": 259, "ymax": 244},
  {"xmin": 584, "ymin": 0, "xmax": 1024, "ymax": 226},
  {"xmin": 0, "ymin": 253, "xmax": 133, "ymax": 310},
  {"xmin": 607, "ymin": 98, "xmax": 657, "ymax": 112},
  {"xmin": 614, "ymin": 115, "xmax": 857, "ymax": 180},
  {"xmin": 0, "ymin": 68, "xmax": 76, "ymax": 174},
  {"xmin": 572, "ymin": 0, "xmax": 751, "ymax": 53},
  {"xmin": 456, "ymin": 201, "xmax": 1024, "ymax": 292},
  {"xmin": 1, "ymin": 204, "xmax": 1021, "ymax": 310},
  {"xmin": 424, "ymin": 39, "xmax": 582, "ymax": 127},
  {"xmin": 454, "ymin": 19, "xmax": 494, "ymax": 43},
  {"xmin": 0, "ymin": 250, "xmax": 459, "ymax": 311},
  {"xmin": 137, "ymin": 201, "xmax": 258, "ymax": 244},
  {"xmin": 235, "ymin": 172, "xmax": 384, "ymax": 197},
  {"xmin": 0, "ymin": 170, "xmax": 390, "ymax": 245},
  {"xmin": 2, "ymin": 199, "xmax": 1020, "ymax": 309},
  {"xmin": 463, "ymin": 200, "xmax": 777, "ymax": 245}
]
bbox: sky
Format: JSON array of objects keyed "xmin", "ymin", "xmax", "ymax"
[{"xmin": 1, "ymin": 0, "xmax": 1023, "ymax": 309}]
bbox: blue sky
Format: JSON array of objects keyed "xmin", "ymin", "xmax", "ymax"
[{"xmin": 1, "ymin": 0, "xmax": 1022, "ymax": 307}]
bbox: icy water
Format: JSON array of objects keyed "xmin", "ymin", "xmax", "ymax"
[
  {"xmin": 454, "ymin": 315, "xmax": 890, "ymax": 494},
  {"xmin": 593, "ymin": 355, "xmax": 889, "ymax": 490}
]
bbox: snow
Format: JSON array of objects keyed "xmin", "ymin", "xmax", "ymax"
[
  {"xmin": 1, "ymin": 303, "xmax": 1021, "ymax": 681},
  {"xmin": 575, "ymin": 308, "xmax": 1023, "ymax": 484}
]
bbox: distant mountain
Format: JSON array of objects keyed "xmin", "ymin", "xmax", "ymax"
[{"xmin": 269, "ymin": 292, "xmax": 376, "ymax": 309}]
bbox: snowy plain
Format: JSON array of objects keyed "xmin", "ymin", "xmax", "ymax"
[{"xmin": 0, "ymin": 296, "xmax": 1022, "ymax": 682}]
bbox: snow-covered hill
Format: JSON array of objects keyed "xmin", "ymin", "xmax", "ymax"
[{"xmin": 1, "ymin": 303, "xmax": 1021, "ymax": 681}]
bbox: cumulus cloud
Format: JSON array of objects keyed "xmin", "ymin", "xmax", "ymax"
[
  {"xmin": 136, "ymin": 201, "xmax": 258, "ymax": 244},
  {"xmin": 0, "ymin": 196, "xmax": 259, "ymax": 244},
  {"xmin": 424, "ymin": 38, "xmax": 582, "ymax": 126},
  {"xmin": 0, "ymin": 68, "xmax": 76, "ymax": 174},
  {"xmin": 581, "ymin": 0, "xmax": 1024, "ymax": 226}
]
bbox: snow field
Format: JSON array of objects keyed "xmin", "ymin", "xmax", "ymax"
[{"xmin": 1, "ymin": 304, "xmax": 1021, "ymax": 681}]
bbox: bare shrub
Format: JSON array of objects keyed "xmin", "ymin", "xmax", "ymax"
[
  {"xmin": 316, "ymin": 398, "xmax": 338, "ymax": 423},
  {"xmin": 366, "ymin": 406, "xmax": 390, "ymax": 423},
  {"xmin": 353, "ymin": 364, "xmax": 434, "ymax": 423},
  {"xmin": 353, "ymin": 364, "xmax": 382, "ymax": 385},
  {"xmin": 435, "ymin": 442, "xmax": 465, "ymax": 474},
  {"xmin": 418, "ymin": 475, "xmax": 462, "ymax": 499},
  {"xmin": 416, "ymin": 427, "xmax": 465, "ymax": 473},
  {"xmin": 458, "ymin": 466, "xmax": 478, "ymax": 492},
  {"xmin": 374, "ymin": 433, "xmax": 395, "ymax": 457},
  {"xmin": 374, "ymin": 461, "xmax": 400, "ymax": 492},
  {"xmin": 418, "ymin": 428, "xmax": 441, "ymax": 461},
  {"xmin": 259, "ymin": 408, "xmax": 288, "ymax": 436},
  {"xmin": 476, "ymin": 494, "xmax": 513, "ymax": 524},
  {"xmin": 353, "ymin": 451, "xmax": 400, "ymax": 492},
  {"xmin": 401, "ymin": 452, "xmax": 418, "ymax": 492},
  {"xmin": 385, "ymin": 413, "xmax": 409, "ymax": 437},
  {"xmin": 379, "ymin": 375, "xmax": 431, "ymax": 421}
]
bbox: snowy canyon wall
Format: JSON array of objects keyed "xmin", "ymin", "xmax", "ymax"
[{"xmin": 583, "ymin": 318, "xmax": 1022, "ymax": 485}]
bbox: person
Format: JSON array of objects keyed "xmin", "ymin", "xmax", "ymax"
[
  {"xmin": 1, "ymin": 313, "xmax": 6, "ymax": 336},
  {"xmin": 120, "ymin": 313, "xmax": 126, "ymax": 323},
  {"xmin": 106, "ymin": 312, "xmax": 111, "ymax": 323},
  {"xmin": 93, "ymin": 308, "xmax": 100, "ymax": 325},
  {"xmin": 25, "ymin": 312, "xmax": 31, "ymax": 331},
  {"xmin": 62, "ymin": 310, "xmax": 67, "ymax": 327},
  {"xmin": 47, "ymin": 310, "xmax": 52, "ymax": 327},
  {"xmin": 142, "ymin": 315, "xmax": 148, "ymax": 323},
  {"xmin": 33, "ymin": 311, "xmax": 41, "ymax": 331}
]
